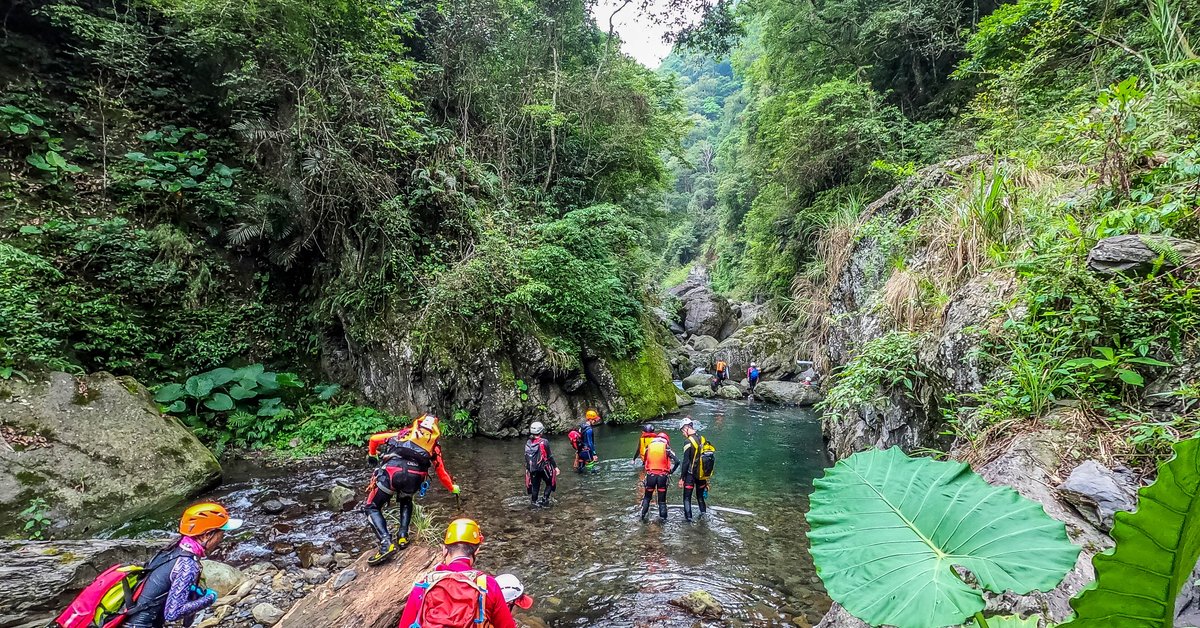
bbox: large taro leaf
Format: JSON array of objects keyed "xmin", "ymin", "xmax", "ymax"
[
  {"xmin": 806, "ymin": 447, "xmax": 1080, "ymax": 628},
  {"xmin": 1062, "ymin": 437, "xmax": 1200, "ymax": 628}
]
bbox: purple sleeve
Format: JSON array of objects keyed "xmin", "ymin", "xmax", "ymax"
[{"xmin": 162, "ymin": 557, "xmax": 214, "ymax": 621}]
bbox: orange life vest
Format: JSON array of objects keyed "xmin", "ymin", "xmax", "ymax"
[
  {"xmin": 644, "ymin": 438, "xmax": 671, "ymax": 474},
  {"xmin": 715, "ymin": 361, "xmax": 727, "ymax": 373}
]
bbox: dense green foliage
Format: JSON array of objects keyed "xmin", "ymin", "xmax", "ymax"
[
  {"xmin": 0, "ymin": 0, "xmax": 685, "ymax": 442},
  {"xmin": 807, "ymin": 447, "xmax": 1078, "ymax": 628}
]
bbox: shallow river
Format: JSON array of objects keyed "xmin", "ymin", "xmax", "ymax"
[{"xmin": 129, "ymin": 398, "xmax": 832, "ymax": 626}]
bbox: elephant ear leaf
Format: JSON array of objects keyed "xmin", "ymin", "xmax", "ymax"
[
  {"xmin": 1062, "ymin": 437, "xmax": 1200, "ymax": 628},
  {"xmin": 969, "ymin": 616, "xmax": 1041, "ymax": 628},
  {"xmin": 805, "ymin": 447, "xmax": 1080, "ymax": 628}
]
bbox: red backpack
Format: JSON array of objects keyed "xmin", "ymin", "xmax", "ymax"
[
  {"xmin": 406, "ymin": 570, "xmax": 489, "ymax": 628},
  {"xmin": 52, "ymin": 548, "xmax": 183, "ymax": 628},
  {"xmin": 567, "ymin": 430, "xmax": 581, "ymax": 451}
]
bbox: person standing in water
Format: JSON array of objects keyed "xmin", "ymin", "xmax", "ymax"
[
  {"xmin": 632, "ymin": 423, "xmax": 656, "ymax": 463},
  {"xmin": 524, "ymin": 421, "xmax": 557, "ymax": 506},
  {"xmin": 574, "ymin": 409, "xmax": 600, "ymax": 473},
  {"xmin": 640, "ymin": 432, "xmax": 679, "ymax": 521},
  {"xmin": 714, "ymin": 359, "xmax": 729, "ymax": 384},
  {"xmin": 363, "ymin": 414, "xmax": 460, "ymax": 566},
  {"xmin": 679, "ymin": 417, "xmax": 714, "ymax": 522}
]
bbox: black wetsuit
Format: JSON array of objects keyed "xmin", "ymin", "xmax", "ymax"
[
  {"xmin": 640, "ymin": 443, "xmax": 679, "ymax": 520},
  {"xmin": 525, "ymin": 436, "xmax": 557, "ymax": 504},
  {"xmin": 681, "ymin": 432, "xmax": 709, "ymax": 521},
  {"xmin": 366, "ymin": 437, "xmax": 447, "ymax": 548}
]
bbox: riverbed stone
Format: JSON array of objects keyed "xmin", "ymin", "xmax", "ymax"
[
  {"xmin": 0, "ymin": 372, "xmax": 221, "ymax": 536},
  {"xmin": 717, "ymin": 385, "xmax": 743, "ymax": 399},
  {"xmin": 685, "ymin": 385, "xmax": 715, "ymax": 399},
  {"xmin": 753, "ymin": 380, "xmax": 822, "ymax": 406},
  {"xmin": 675, "ymin": 392, "xmax": 695, "ymax": 407},
  {"xmin": 1057, "ymin": 460, "xmax": 1138, "ymax": 530},
  {"xmin": 669, "ymin": 589, "xmax": 724, "ymax": 619},
  {"xmin": 202, "ymin": 560, "xmax": 246, "ymax": 596},
  {"xmin": 682, "ymin": 371, "xmax": 712, "ymax": 390},
  {"xmin": 252, "ymin": 602, "xmax": 285, "ymax": 626},
  {"xmin": 261, "ymin": 498, "xmax": 285, "ymax": 514},
  {"xmin": 327, "ymin": 485, "xmax": 356, "ymax": 512}
]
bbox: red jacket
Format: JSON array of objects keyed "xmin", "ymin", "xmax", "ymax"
[{"xmin": 397, "ymin": 556, "xmax": 516, "ymax": 628}]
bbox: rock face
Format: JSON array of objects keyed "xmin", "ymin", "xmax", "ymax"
[
  {"xmin": 1057, "ymin": 460, "xmax": 1138, "ymax": 531},
  {"xmin": 326, "ymin": 332, "xmax": 678, "ymax": 437},
  {"xmin": 0, "ymin": 372, "xmax": 221, "ymax": 536},
  {"xmin": 0, "ymin": 538, "xmax": 162, "ymax": 627},
  {"xmin": 667, "ymin": 267, "xmax": 739, "ymax": 340},
  {"xmin": 1086, "ymin": 235, "xmax": 1200, "ymax": 275},
  {"xmin": 752, "ymin": 381, "xmax": 822, "ymax": 406},
  {"xmin": 278, "ymin": 545, "xmax": 439, "ymax": 628}
]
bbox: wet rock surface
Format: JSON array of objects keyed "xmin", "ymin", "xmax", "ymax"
[
  {"xmin": 668, "ymin": 267, "xmax": 739, "ymax": 340},
  {"xmin": 1057, "ymin": 460, "xmax": 1138, "ymax": 531},
  {"xmin": 670, "ymin": 589, "xmax": 725, "ymax": 619},
  {"xmin": 0, "ymin": 372, "xmax": 221, "ymax": 537},
  {"xmin": 752, "ymin": 381, "xmax": 822, "ymax": 406}
]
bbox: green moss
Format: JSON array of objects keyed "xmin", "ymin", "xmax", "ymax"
[{"xmin": 607, "ymin": 341, "xmax": 678, "ymax": 421}]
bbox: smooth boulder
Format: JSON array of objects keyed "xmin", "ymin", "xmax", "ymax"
[
  {"xmin": 0, "ymin": 372, "xmax": 221, "ymax": 536},
  {"xmin": 681, "ymin": 372, "xmax": 712, "ymax": 390},
  {"xmin": 717, "ymin": 385, "xmax": 743, "ymax": 400},
  {"xmin": 669, "ymin": 267, "xmax": 738, "ymax": 340},
  {"xmin": 1057, "ymin": 460, "xmax": 1138, "ymax": 530},
  {"xmin": 201, "ymin": 560, "xmax": 246, "ymax": 596},
  {"xmin": 753, "ymin": 380, "xmax": 822, "ymax": 406}
]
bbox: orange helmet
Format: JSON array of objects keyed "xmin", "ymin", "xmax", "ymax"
[
  {"xmin": 444, "ymin": 518, "xmax": 484, "ymax": 545},
  {"xmin": 585, "ymin": 409, "xmax": 600, "ymax": 422},
  {"xmin": 179, "ymin": 502, "xmax": 242, "ymax": 536}
]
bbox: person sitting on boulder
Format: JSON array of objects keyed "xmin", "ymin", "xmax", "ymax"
[
  {"xmin": 364, "ymin": 414, "xmax": 460, "ymax": 566},
  {"xmin": 398, "ymin": 518, "xmax": 517, "ymax": 628},
  {"xmin": 124, "ymin": 502, "xmax": 242, "ymax": 628}
]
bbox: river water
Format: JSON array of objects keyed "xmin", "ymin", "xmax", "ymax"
[{"xmin": 130, "ymin": 398, "xmax": 832, "ymax": 626}]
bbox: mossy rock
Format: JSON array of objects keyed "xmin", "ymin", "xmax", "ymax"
[{"xmin": 606, "ymin": 343, "xmax": 679, "ymax": 420}]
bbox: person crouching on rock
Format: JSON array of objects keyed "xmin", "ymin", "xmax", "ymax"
[
  {"xmin": 364, "ymin": 414, "xmax": 460, "ymax": 566},
  {"xmin": 398, "ymin": 518, "xmax": 517, "ymax": 628},
  {"xmin": 124, "ymin": 502, "xmax": 242, "ymax": 628},
  {"xmin": 524, "ymin": 421, "xmax": 558, "ymax": 507}
]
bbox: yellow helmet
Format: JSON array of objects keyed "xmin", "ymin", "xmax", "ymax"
[
  {"xmin": 585, "ymin": 409, "xmax": 600, "ymax": 421},
  {"xmin": 444, "ymin": 518, "xmax": 484, "ymax": 545},
  {"xmin": 179, "ymin": 502, "xmax": 242, "ymax": 536}
]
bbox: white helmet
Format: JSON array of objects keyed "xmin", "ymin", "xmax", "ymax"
[
  {"xmin": 496, "ymin": 573, "xmax": 533, "ymax": 609},
  {"xmin": 529, "ymin": 421, "xmax": 545, "ymax": 435}
]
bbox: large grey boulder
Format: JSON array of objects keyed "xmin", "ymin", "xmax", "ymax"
[
  {"xmin": 685, "ymin": 385, "xmax": 716, "ymax": 399},
  {"xmin": 687, "ymin": 334, "xmax": 719, "ymax": 351},
  {"xmin": 0, "ymin": 538, "xmax": 163, "ymax": 627},
  {"xmin": 681, "ymin": 372, "xmax": 712, "ymax": 390},
  {"xmin": 1057, "ymin": 460, "xmax": 1138, "ymax": 530},
  {"xmin": 716, "ymin": 385, "xmax": 743, "ymax": 400},
  {"xmin": 668, "ymin": 267, "xmax": 739, "ymax": 340},
  {"xmin": 753, "ymin": 381, "xmax": 822, "ymax": 406},
  {"xmin": 1086, "ymin": 235, "xmax": 1200, "ymax": 275},
  {"xmin": 0, "ymin": 372, "xmax": 221, "ymax": 536}
]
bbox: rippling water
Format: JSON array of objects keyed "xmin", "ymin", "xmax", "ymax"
[{"xmin": 126, "ymin": 398, "xmax": 832, "ymax": 626}]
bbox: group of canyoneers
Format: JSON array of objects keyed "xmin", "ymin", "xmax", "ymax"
[{"xmin": 51, "ymin": 410, "xmax": 715, "ymax": 628}]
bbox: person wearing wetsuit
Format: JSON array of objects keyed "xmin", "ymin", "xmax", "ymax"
[
  {"xmin": 640, "ymin": 432, "xmax": 679, "ymax": 521},
  {"xmin": 525, "ymin": 421, "xmax": 557, "ymax": 506},
  {"xmin": 365, "ymin": 414, "xmax": 460, "ymax": 565},
  {"xmin": 679, "ymin": 417, "xmax": 709, "ymax": 522},
  {"xmin": 746, "ymin": 362, "xmax": 761, "ymax": 394},
  {"xmin": 124, "ymin": 502, "xmax": 242, "ymax": 628},
  {"xmin": 575, "ymin": 409, "xmax": 600, "ymax": 473},
  {"xmin": 632, "ymin": 424, "xmax": 655, "ymax": 463}
]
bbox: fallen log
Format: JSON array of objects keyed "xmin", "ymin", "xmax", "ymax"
[{"xmin": 278, "ymin": 546, "xmax": 438, "ymax": 628}]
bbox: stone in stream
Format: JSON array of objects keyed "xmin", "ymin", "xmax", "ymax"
[
  {"xmin": 0, "ymin": 372, "xmax": 222, "ymax": 536},
  {"xmin": 669, "ymin": 589, "xmax": 724, "ymax": 619},
  {"xmin": 681, "ymin": 371, "xmax": 712, "ymax": 390},
  {"xmin": 1057, "ymin": 460, "xmax": 1137, "ymax": 530},
  {"xmin": 716, "ymin": 385, "xmax": 743, "ymax": 399},
  {"xmin": 753, "ymin": 380, "xmax": 822, "ymax": 406},
  {"xmin": 685, "ymin": 385, "xmax": 716, "ymax": 399},
  {"xmin": 261, "ymin": 498, "xmax": 286, "ymax": 514},
  {"xmin": 252, "ymin": 602, "xmax": 285, "ymax": 626},
  {"xmin": 327, "ymin": 485, "xmax": 357, "ymax": 512},
  {"xmin": 201, "ymin": 560, "xmax": 246, "ymax": 596},
  {"xmin": 675, "ymin": 392, "xmax": 695, "ymax": 407}
]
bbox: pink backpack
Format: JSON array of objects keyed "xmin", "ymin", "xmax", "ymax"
[{"xmin": 52, "ymin": 564, "xmax": 146, "ymax": 628}]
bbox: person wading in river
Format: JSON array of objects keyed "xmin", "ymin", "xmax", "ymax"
[
  {"xmin": 679, "ymin": 418, "xmax": 715, "ymax": 522},
  {"xmin": 746, "ymin": 362, "xmax": 761, "ymax": 394},
  {"xmin": 714, "ymin": 359, "xmax": 729, "ymax": 384},
  {"xmin": 364, "ymin": 414, "xmax": 460, "ymax": 566},
  {"xmin": 632, "ymin": 423, "xmax": 656, "ymax": 464},
  {"xmin": 640, "ymin": 432, "xmax": 679, "ymax": 522},
  {"xmin": 524, "ymin": 421, "xmax": 558, "ymax": 507},
  {"xmin": 574, "ymin": 409, "xmax": 601, "ymax": 473},
  {"xmin": 398, "ymin": 518, "xmax": 517, "ymax": 628}
]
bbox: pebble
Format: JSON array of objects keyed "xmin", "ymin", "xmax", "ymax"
[
  {"xmin": 261, "ymin": 499, "xmax": 285, "ymax": 514},
  {"xmin": 333, "ymin": 569, "xmax": 357, "ymax": 590}
]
